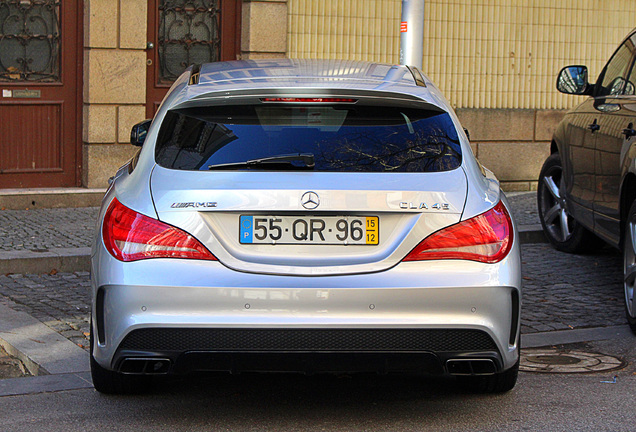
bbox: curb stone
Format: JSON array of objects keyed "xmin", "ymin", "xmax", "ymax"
[
  {"xmin": 0, "ymin": 372, "xmax": 93, "ymax": 396},
  {"xmin": 518, "ymin": 224, "xmax": 546, "ymax": 244},
  {"xmin": 0, "ymin": 303, "xmax": 89, "ymax": 376},
  {"xmin": 0, "ymin": 247, "xmax": 91, "ymax": 275}
]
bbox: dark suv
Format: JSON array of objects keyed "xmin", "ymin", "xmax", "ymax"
[{"xmin": 538, "ymin": 29, "xmax": 636, "ymax": 334}]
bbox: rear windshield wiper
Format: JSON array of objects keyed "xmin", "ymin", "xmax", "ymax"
[{"xmin": 208, "ymin": 153, "xmax": 315, "ymax": 170}]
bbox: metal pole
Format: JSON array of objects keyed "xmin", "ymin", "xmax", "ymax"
[{"xmin": 399, "ymin": 0, "xmax": 425, "ymax": 69}]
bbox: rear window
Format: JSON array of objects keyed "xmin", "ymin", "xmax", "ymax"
[{"xmin": 155, "ymin": 104, "xmax": 461, "ymax": 172}]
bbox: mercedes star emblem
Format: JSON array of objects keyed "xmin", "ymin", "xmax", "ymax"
[{"xmin": 301, "ymin": 191, "xmax": 320, "ymax": 210}]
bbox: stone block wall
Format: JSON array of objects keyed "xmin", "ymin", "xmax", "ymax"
[
  {"xmin": 82, "ymin": 0, "xmax": 146, "ymax": 188},
  {"xmin": 457, "ymin": 108, "xmax": 566, "ymax": 191},
  {"xmin": 241, "ymin": 0, "xmax": 288, "ymax": 59}
]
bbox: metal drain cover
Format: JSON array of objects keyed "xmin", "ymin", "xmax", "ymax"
[{"xmin": 520, "ymin": 349, "xmax": 624, "ymax": 373}]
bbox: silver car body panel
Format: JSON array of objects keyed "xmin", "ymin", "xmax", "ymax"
[
  {"xmin": 92, "ymin": 58, "xmax": 521, "ymax": 375},
  {"xmin": 150, "ymin": 166, "xmax": 467, "ymax": 276},
  {"xmin": 91, "ymin": 231, "xmax": 521, "ymax": 371}
]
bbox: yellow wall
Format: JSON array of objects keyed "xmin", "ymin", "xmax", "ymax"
[{"xmin": 288, "ymin": 0, "xmax": 636, "ymax": 109}]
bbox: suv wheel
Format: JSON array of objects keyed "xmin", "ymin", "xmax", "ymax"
[
  {"xmin": 623, "ymin": 201, "xmax": 636, "ymax": 334},
  {"xmin": 537, "ymin": 153, "xmax": 601, "ymax": 253}
]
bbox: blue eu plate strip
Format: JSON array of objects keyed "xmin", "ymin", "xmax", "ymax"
[{"xmin": 239, "ymin": 215, "xmax": 253, "ymax": 243}]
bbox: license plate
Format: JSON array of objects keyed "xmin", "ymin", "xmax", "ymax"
[{"xmin": 239, "ymin": 215, "xmax": 379, "ymax": 245}]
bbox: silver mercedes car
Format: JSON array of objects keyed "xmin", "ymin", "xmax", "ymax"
[{"xmin": 90, "ymin": 59, "xmax": 521, "ymax": 394}]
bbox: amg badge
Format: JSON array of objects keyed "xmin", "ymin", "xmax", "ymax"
[{"xmin": 170, "ymin": 202, "xmax": 217, "ymax": 209}]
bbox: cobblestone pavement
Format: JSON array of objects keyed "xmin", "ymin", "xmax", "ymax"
[
  {"xmin": 0, "ymin": 272, "xmax": 91, "ymax": 350},
  {"xmin": 0, "ymin": 242, "xmax": 627, "ymax": 350},
  {"xmin": 0, "ymin": 193, "xmax": 538, "ymax": 252},
  {"xmin": 507, "ymin": 191, "xmax": 540, "ymax": 226},
  {"xmin": 521, "ymin": 243, "xmax": 625, "ymax": 333},
  {"xmin": 0, "ymin": 207, "xmax": 99, "ymax": 252}
]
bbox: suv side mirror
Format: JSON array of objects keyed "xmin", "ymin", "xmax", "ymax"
[
  {"xmin": 557, "ymin": 65, "xmax": 590, "ymax": 95},
  {"xmin": 130, "ymin": 119, "xmax": 152, "ymax": 147}
]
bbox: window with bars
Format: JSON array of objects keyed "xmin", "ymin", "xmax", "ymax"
[
  {"xmin": 0, "ymin": 0, "xmax": 61, "ymax": 82},
  {"xmin": 158, "ymin": 0, "xmax": 221, "ymax": 83}
]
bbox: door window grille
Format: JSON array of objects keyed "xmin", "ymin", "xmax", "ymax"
[
  {"xmin": 158, "ymin": 0, "xmax": 221, "ymax": 83},
  {"xmin": 0, "ymin": 0, "xmax": 61, "ymax": 82}
]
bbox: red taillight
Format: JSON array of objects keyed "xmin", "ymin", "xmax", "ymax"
[
  {"xmin": 403, "ymin": 201, "xmax": 513, "ymax": 264},
  {"xmin": 102, "ymin": 198, "xmax": 217, "ymax": 262},
  {"xmin": 260, "ymin": 97, "xmax": 357, "ymax": 103}
]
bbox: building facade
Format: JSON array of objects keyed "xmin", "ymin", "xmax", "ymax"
[{"xmin": 0, "ymin": 0, "xmax": 633, "ymax": 191}]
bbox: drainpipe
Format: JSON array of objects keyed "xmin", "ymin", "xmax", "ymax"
[{"xmin": 399, "ymin": 0, "xmax": 425, "ymax": 69}]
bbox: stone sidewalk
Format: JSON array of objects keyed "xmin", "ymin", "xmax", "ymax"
[
  {"xmin": 0, "ymin": 207, "xmax": 97, "ymax": 252},
  {"xmin": 507, "ymin": 191, "xmax": 540, "ymax": 226},
  {"xmin": 0, "ymin": 272, "xmax": 91, "ymax": 351},
  {"xmin": 521, "ymin": 243, "xmax": 625, "ymax": 332}
]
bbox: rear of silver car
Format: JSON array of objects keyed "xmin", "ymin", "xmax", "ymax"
[{"xmin": 90, "ymin": 61, "xmax": 521, "ymax": 394}]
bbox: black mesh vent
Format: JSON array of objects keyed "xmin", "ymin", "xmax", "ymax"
[{"xmin": 119, "ymin": 328, "xmax": 497, "ymax": 353}]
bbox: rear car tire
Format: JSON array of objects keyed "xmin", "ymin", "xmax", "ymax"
[
  {"xmin": 90, "ymin": 322, "xmax": 153, "ymax": 394},
  {"xmin": 622, "ymin": 201, "xmax": 636, "ymax": 334},
  {"xmin": 457, "ymin": 360, "xmax": 519, "ymax": 394},
  {"xmin": 537, "ymin": 153, "xmax": 602, "ymax": 253}
]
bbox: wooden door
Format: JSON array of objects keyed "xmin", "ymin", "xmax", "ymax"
[
  {"xmin": 0, "ymin": 0, "xmax": 82, "ymax": 188},
  {"xmin": 146, "ymin": 0, "xmax": 241, "ymax": 118}
]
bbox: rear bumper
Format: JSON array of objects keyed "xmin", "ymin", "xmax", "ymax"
[
  {"xmin": 91, "ymin": 243, "xmax": 522, "ymax": 375},
  {"xmin": 113, "ymin": 327, "xmax": 503, "ymax": 375}
]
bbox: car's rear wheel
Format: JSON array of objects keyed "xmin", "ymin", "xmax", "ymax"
[
  {"xmin": 90, "ymin": 321, "xmax": 153, "ymax": 394},
  {"xmin": 622, "ymin": 201, "xmax": 636, "ymax": 334},
  {"xmin": 457, "ymin": 359, "xmax": 519, "ymax": 393},
  {"xmin": 537, "ymin": 153, "xmax": 601, "ymax": 253}
]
